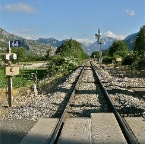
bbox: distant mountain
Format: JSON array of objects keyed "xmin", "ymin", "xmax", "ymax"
[
  {"xmin": 80, "ymin": 36, "xmax": 116, "ymax": 55},
  {"xmin": 36, "ymin": 36, "xmax": 116, "ymax": 55},
  {"xmin": 0, "ymin": 28, "xmax": 56, "ymax": 56},
  {"xmin": 0, "ymin": 28, "xmax": 138, "ymax": 56},
  {"xmin": 84, "ymin": 32, "xmax": 138, "ymax": 54},
  {"xmin": 124, "ymin": 33, "xmax": 138, "ymax": 51},
  {"xmin": 36, "ymin": 38, "xmax": 67, "ymax": 48}
]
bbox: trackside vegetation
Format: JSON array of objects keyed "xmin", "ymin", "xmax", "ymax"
[
  {"xmin": 46, "ymin": 39, "xmax": 88, "ymax": 76},
  {"xmin": 0, "ymin": 39, "xmax": 88, "ymax": 88},
  {"xmin": 0, "ymin": 68, "xmax": 48, "ymax": 88}
]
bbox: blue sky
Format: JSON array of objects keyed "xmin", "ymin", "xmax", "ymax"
[{"xmin": 0, "ymin": 0, "xmax": 145, "ymax": 42}]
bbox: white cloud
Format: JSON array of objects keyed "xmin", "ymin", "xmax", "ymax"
[
  {"xmin": 16, "ymin": 28, "xmax": 34, "ymax": 34},
  {"xmin": 16, "ymin": 33, "xmax": 38, "ymax": 40},
  {"xmin": 75, "ymin": 38, "xmax": 92, "ymax": 43},
  {"xmin": 126, "ymin": 10, "xmax": 136, "ymax": 16},
  {"xmin": 75, "ymin": 38, "xmax": 93, "ymax": 46},
  {"xmin": 12, "ymin": 28, "xmax": 38, "ymax": 40},
  {"xmin": 103, "ymin": 31, "xmax": 126, "ymax": 40},
  {"xmin": 4, "ymin": 3, "xmax": 36, "ymax": 13}
]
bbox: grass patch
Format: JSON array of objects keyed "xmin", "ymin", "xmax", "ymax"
[
  {"xmin": 0, "ymin": 68, "xmax": 48, "ymax": 88},
  {"xmin": 0, "ymin": 69, "xmax": 7, "ymax": 88}
]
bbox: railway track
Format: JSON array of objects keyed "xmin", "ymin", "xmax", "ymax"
[
  {"xmin": 3, "ymin": 59, "xmax": 144, "ymax": 144},
  {"xmin": 49, "ymin": 60, "xmax": 140, "ymax": 144}
]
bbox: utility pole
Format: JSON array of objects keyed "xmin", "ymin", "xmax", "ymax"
[{"xmin": 95, "ymin": 29, "xmax": 102, "ymax": 68}]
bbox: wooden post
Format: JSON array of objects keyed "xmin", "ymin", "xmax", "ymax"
[
  {"xmin": 8, "ymin": 76, "xmax": 12, "ymax": 107},
  {"xmin": 7, "ymin": 41, "xmax": 12, "ymax": 107}
]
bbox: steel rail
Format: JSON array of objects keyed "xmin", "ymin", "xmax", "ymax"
[
  {"xmin": 48, "ymin": 64, "xmax": 85, "ymax": 144},
  {"xmin": 91, "ymin": 61, "xmax": 139, "ymax": 144}
]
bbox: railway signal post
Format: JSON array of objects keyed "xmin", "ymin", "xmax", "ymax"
[
  {"xmin": 4, "ymin": 40, "xmax": 20, "ymax": 107},
  {"xmin": 95, "ymin": 29, "xmax": 102, "ymax": 68}
]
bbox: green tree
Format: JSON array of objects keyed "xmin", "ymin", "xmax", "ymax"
[
  {"xmin": 47, "ymin": 55, "xmax": 79, "ymax": 76},
  {"xmin": 102, "ymin": 49, "xmax": 113, "ymax": 63},
  {"xmin": 47, "ymin": 39, "xmax": 88, "ymax": 76},
  {"xmin": 122, "ymin": 53, "xmax": 134, "ymax": 65},
  {"xmin": 90, "ymin": 51, "xmax": 99, "ymax": 59},
  {"xmin": 45, "ymin": 48, "xmax": 52, "ymax": 60},
  {"xmin": 108, "ymin": 40, "xmax": 128, "ymax": 58},
  {"xmin": 11, "ymin": 47, "xmax": 27, "ymax": 62},
  {"xmin": 55, "ymin": 39, "xmax": 87, "ymax": 61},
  {"xmin": 133, "ymin": 25, "xmax": 145, "ymax": 60}
]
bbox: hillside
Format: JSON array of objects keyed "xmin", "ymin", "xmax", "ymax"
[
  {"xmin": 36, "ymin": 38, "xmax": 67, "ymax": 48},
  {"xmin": 124, "ymin": 33, "xmax": 138, "ymax": 51},
  {"xmin": 0, "ymin": 28, "xmax": 56, "ymax": 56},
  {"xmin": 0, "ymin": 28, "xmax": 22, "ymax": 51}
]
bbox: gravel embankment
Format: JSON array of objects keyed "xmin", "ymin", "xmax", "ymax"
[
  {"xmin": 93, "ymin": 62, "xmax": 145, "ymax": 116},
  {"xmin": 0, "ymin": 67, "xmax": 82, "ymax": 144}
]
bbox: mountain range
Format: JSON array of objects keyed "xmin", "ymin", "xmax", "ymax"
[
  {"xmin": 0, "ymin": 28, "xmax": 56, "ymax": 56},
  {"xmin": 36, "ymin": 34, "xmax": 137, "ymax": 55},
  {"xmin": 0, "ymin": 28, "xmax": 138, "ymax": 55}
]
